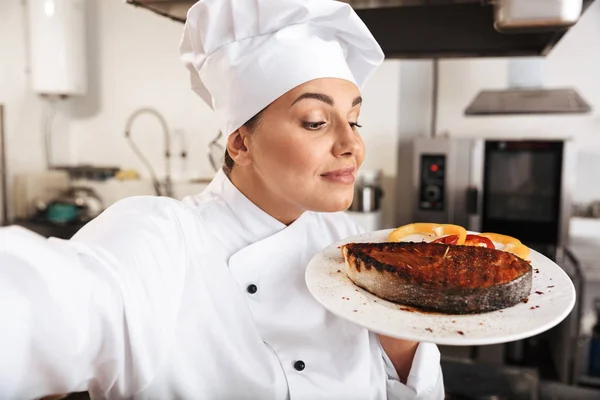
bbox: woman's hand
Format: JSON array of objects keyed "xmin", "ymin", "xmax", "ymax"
[{"xmin": 378, "ymin": 335, "xmax": 419, "ymax": 383}]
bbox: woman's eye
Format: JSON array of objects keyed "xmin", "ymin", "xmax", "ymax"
[
  {"xmin": 303, "ymin": 121, "xmax": 326, "ymax": 130},
  {"xmin": 350, "ymin": 122, "xmax": 362, "ymax": 129}
]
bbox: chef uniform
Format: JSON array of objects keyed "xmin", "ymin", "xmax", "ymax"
[{"xmin": 0, "ymin": 0, "xmax": 444, "ymax": 399}]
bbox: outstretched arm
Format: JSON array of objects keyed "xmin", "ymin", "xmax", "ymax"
[{"xmin": 0, "ymin": 197, "xmax": 188, "ymax": 399}]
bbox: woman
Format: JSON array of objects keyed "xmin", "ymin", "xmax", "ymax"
[{"xmin": 0, "ymin": 0, "xmax": 444, "ymax": 398}]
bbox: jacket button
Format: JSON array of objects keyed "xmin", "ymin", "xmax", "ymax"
[
  {"xmin": 293, "ymin": 360, "xmax": 305, "ymax": 371},
  {"xmin": 247, "ymin": 284, "xmax": 258, "ymax": 294}
]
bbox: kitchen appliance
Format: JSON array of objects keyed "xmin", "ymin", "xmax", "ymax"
[
  {"xmin": 347, "ymin": 169, "xmax": 384, "ymax": 232},
  {"xmin": 400, "ymin": 137, "xmax": 574, "ymax": 253},
  {"xmin": 399, "ymin": 137, "xmax": 582, "ymax": 382},
  {"xmin": 125, "ymin": 0, "xmax": 596, "ymax": 58},
  {"xmin": 494, "ymin": 0, "xmax": 583, "ymax": 31},
  {"xmin": 465, "ymin": 57, "xmax": 591, "ymax": 116},
  {"xmin": 27, "ymin": 0, "xmax": 87, "ymax": 96}
]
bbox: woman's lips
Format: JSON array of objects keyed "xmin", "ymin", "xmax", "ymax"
[{"xmin": 320, "ymin": 167, "xmax": 356, "ymax": 184}]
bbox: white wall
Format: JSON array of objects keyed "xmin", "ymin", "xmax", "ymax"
[
  {"xmin": 0, "ymin": 0, "xmax": 403, "ymax": 223},
  {"xmin": 395, "ymin": 60, "xmax": 434, "ymax": 226},
  {"xmin": 0, "ymin": 2, "xmax": 68, "ymax": 180},
  {"xmin": 1, "ymin": 1, "xmax": 70, "ymax": 224},
  {"xmin": 359, "ymin": 60, "xmax": 402, "ymax": 227},
  {"xmin": 436, "ymin": 1, "xmax": 600, "ymax": 204},
  {"xmin": 65, "ymin": 0, "xmax": 218, "ymax": 183}
]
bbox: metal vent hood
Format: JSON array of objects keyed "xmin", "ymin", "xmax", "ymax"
[
  {"xmin": 464, "ymin": 56, "xmax": 592, "ymax": 116},
  {"xmin": 465, "ymin": 88, "xmax": 591, "ymax": 115},
  {"xmin": 126, "ymin": 0, "xmax": 596, "ymax": 58}
]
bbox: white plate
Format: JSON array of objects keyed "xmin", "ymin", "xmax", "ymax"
[{"xmin": 305, "ymin": 229, "xmax": 576, "ymax": 346}]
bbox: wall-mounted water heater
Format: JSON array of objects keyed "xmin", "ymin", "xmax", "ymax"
[{"xmin": 27, "ymin": 0, "xmax": 87, "ymax": 96}]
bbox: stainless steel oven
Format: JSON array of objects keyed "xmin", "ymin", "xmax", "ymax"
[
  {"xmin": 399, "ymin": 137, "xmax": 575, "ymax": 252},
  {"xmin": 397, "ymin": 137, "xmax": 581, "ymax": 382}
]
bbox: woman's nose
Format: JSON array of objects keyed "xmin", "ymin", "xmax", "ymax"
[{"xmin": 332, "ymin": 120, "xmax": 362, "ymax": 157}]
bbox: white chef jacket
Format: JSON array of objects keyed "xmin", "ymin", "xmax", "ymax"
[{"xmin": 0, "ymin": 169, "xmax": 443, "ymax": 399}]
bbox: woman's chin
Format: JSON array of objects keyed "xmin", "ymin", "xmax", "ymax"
[{"xmin": 310, "ymin": 196, "xmax": 354, "ymax": 213}]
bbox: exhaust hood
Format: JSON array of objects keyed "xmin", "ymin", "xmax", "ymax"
[
  {"xmin": 464, "ymin": 88, "xmax": 591, "ymax": 115},
  {"xmin": 126, "ymin": 0, "xmax": 596, "ymax": 58},
  {"xmin": 465, "ymin": 57, "xmax": 592, "ymax": 116}
]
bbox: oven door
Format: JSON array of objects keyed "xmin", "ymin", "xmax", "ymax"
[{"xmin": 480, "ymin": 140, "xmax": 566, "ymax": 248}]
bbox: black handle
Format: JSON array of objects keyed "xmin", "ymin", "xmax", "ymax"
[{"xmin": 467, "ymin": 187, "xmax": 478, "ymax": 215}]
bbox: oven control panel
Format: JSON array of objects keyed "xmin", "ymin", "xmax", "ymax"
[{"xmin": 419, "ymin": 154, "xmax": 445, "ymax": 211}]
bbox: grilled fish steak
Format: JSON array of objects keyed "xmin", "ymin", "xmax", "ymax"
[{"xmin": 340, "ymin": 242, "xmax": 532, "ymax": 314}]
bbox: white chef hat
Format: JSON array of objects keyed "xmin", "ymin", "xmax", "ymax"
[{"xmin": 180, "ymin": 0, "xmax": 384, "ymax": 136}]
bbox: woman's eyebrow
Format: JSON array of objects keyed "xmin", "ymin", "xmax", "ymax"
[
  {"xmin": 291, "ymin": 93, "xmax": 363, "ymax": 108},
  {"xmin": 291, "ymin": 92, "xmax": 334, "ymax": 107}
]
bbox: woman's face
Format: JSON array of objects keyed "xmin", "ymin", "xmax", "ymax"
[{"xmin": 241, "ymin": 78, "xmax": 365, "ymax": 215}]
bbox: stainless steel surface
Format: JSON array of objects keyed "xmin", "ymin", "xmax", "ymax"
[
  {"xmin": 349, "ymin": 185, "xmax": 383, "ymax": 212},
  {"xmin": 126, "ymin": 0, "xmax": 493, "ymax": 22},
  {"xmin": 561, "ymin": 142, "xmax": 576, "ymax": 248},
  {"xmin": 468, "ymin": 139, "xmax": 485, "ymax": 233},
  {"xmin": 495, "ymin": 0, "xmax": 583, "ymax": 31},
  {"xmin": 404, "ymin": 138, "xmax": 573, "ymax": 249},
  {"xmin": 465, "ymin": 58, "xmax": 591, "ymax": 116},
  {"xmin": 431, "ymin": 59, "xmax": 439, "ymax": 137},
  {"xmin": 125, "ymin": 0, "xmax": 596, "ymax": 59},
  {"xmin": 0, "ymin": 105, "xmax": 7, "ymax": 225},
  {"xmin": 349, "ymin": 170, "xmax": 384, "ymax": 212},
  {"xmin": 124, "ymin": 107, "xmax": 173, "ymax": 197},
  {"xmin": 410, "ymin": 138, "xmax": 475, "ymax": 230},
  {"xmin": 465, "ymin": 88, "xmax": 592, "ymax": 116}
]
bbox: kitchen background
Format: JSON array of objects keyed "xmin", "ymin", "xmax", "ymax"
[
  {"xmin": 3, "ymin": 0, "xmax": 600, "ymax": 226},
  {"xmin": 2, "ymin": 0, "xmax": 600, "ymax": 399}
]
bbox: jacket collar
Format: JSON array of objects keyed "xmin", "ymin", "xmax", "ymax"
[{"xmin": 204, "ymin": 169, "xmax": 287, "ymax": 244}]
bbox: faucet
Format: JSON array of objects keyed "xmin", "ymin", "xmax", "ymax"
[{"xmin": 124, "ymin": 107, "xmax": 173, "ymax": 197}]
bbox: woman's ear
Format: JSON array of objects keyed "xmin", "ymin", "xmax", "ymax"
[{"xmin": 226, "ymin": 128, "xmax": 252, "ymax": 167}]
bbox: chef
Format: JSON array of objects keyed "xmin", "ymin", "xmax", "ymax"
[{"xmin": 0, "ymin": 0, "xmax": 444, "ymax": 398}]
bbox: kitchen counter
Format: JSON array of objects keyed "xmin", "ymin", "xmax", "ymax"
[
  {"xmin": 539, "ymin": 380, "xmax": 600, "ymax": 399},
  {"xmin": 442, "ymin": 358, "xmax": 600, "ymax": 399}
]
